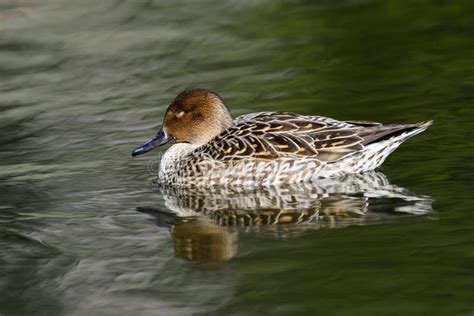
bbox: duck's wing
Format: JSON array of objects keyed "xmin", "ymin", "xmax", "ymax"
[
  {"xmin": 193, "ymin": 112, "xmax": 358, "ymax": 162},
  {"xmin": 197, "ymin": 112, "xmax": 429, "ymax": 162}
]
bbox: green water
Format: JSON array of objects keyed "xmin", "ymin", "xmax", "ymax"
[{"xmin": 0, "ymin": 0, "xmax": 472, "ymax": 315}]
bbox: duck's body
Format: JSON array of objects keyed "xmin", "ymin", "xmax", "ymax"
[
  {"xmin": 132, "ymin": 90, "xmax": 432, "ymax": 187},
  {"xmin": 157, "ymin": 111, "xmax": 431, "ymax": 187}
]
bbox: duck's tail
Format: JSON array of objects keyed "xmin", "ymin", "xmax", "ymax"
[
  {"xmin": 354, "ymin": 120, "xmax": 433, "ymax": 171},
  {"xmin": 361, "ymin": 120, "xmax": 433, "ymax": 146},
  {"xmin": 409, "ymin": 120, "xmax": 434, "ymax": 138},
  {"xmin": 314, "ymin": 120, "xmax": 433, "ymax": 178}
]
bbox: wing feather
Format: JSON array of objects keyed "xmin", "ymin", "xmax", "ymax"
[{"xmin": 194, "ymin": 112, "xmax": 389, "ymax": 163}]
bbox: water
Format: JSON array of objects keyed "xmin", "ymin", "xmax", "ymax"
[{"xmin": 0, "ymin": 0, "xmax": 472, "ymax": 315}]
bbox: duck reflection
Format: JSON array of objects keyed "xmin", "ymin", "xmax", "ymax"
[
  {"xmin": 137, "ymin": 172, "xmax": 433, "ymax": 262},
  {"xmin": 171, "ymin": 220, "xmax": 238, "ymax": 262}
]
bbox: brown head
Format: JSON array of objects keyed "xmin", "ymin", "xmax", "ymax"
[{"xmin": 132, "ymin": 89, "xmax": 233, "ymax": 156}]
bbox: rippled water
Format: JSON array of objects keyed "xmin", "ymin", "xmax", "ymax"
[{"xmin": 0, "ymin": 0, "xmax": 472, "ymax": 315}]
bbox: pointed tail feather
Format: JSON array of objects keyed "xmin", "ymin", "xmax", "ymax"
[
  {"xmin": 415, "ymin": 120, "xmax": 434, "ymax": 132},
  {"xmin": 397, "ymin": 120, "xmax": 433, "ymax": 142},
  {"xmin": 362, "ymin": 120, "xmax": 433, "ymax": 145}
]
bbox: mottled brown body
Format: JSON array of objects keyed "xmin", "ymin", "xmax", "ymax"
[{"xmin": 158, "ymin": 111, "xmax": 432, "ymax": 187}]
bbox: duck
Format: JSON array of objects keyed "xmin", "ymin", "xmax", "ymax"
[{"xmin": 132, "ymin": 89, "xmax": 432, "ymax": 187}]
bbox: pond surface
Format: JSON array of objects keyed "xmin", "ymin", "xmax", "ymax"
[{"xmin": 0, "ymin": 0, "xmax": 472, "ymax": 315}]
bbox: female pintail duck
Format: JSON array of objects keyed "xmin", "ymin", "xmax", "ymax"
[{"xmin": 132, "ymin": 89, "xmax": 432, "ymax": 187}]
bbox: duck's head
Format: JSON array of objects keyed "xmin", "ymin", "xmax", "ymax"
[{"xmin": 132, "ymin": 89, "xmax": 233, "ymax": 157}]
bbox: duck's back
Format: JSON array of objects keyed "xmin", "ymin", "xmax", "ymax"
[{"xmin": 159, "ymin": 112, "xmax": 431, "ymax": 187}]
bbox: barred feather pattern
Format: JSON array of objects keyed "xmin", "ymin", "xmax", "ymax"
[{"xmin": 158, "ymin": 112, "xmax": 432, "ymax": 187}]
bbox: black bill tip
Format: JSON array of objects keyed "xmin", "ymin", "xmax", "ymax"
[
  {"xmin": 131, "ymin": 126, "xmax": 173, "ymax": 157},
  {"xmin": 131, "ymin": 146, "xmax": 146, "ymax": 157}
]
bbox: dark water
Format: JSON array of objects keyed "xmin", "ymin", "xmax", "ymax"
[{"xmin": 0, "ymin": 0, "xmax": 473, "ymax": 315}]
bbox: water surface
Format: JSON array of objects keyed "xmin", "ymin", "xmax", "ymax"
[{"xmin": 0, "ymin": 0, "xmax": 473, "ymax": 315}]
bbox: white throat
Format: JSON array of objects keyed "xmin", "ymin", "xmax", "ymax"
[{"xmin": 159, "ymin": 143, "xmax": 199, "ymax": 177}]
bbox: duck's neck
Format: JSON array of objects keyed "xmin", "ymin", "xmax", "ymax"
[{"xmin": 159, "ymin": 143, "xmax": 199, "ymax": 177}]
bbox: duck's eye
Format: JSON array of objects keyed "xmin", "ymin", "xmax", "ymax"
[
  {"xmin": 193, "ymin": 113, "xmax": 204, "ymax": 121},
  {"xmin": 176, "ymin": 111, "xmax": 185, "ymax": 118}
]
